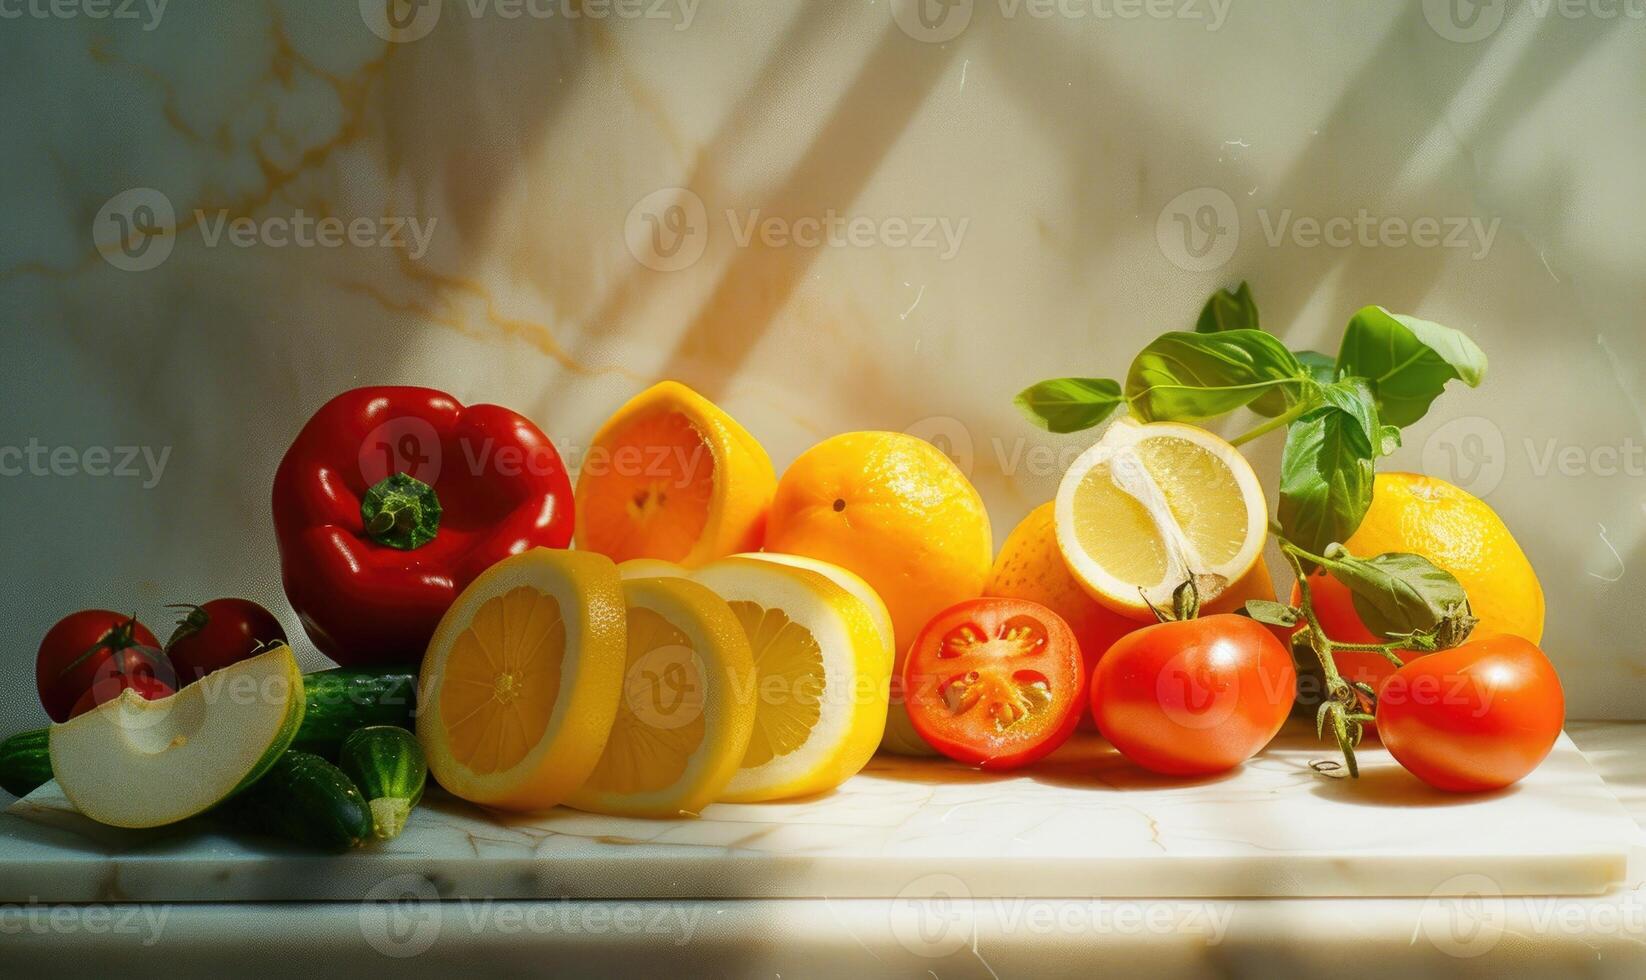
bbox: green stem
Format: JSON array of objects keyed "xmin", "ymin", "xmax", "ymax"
[
  {"xmin": 1280, "ymin": 541, "xmax": 1364, "ymax": 777},
  {"xmin": 1229, "ymin": 399, "xmax": 1312, "ymax": 447}
]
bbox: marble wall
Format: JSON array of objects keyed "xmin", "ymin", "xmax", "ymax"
[{"xmin": 1, "ymin": 0, "xmax": 1643, "ymax": 733}]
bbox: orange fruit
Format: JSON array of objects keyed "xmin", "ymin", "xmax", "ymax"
[
  {"xmin": 763, "ymin": 432, "xmax": 993, "ymax": 755},
  {"xmin": 575, "ymin": 381, "xmax": 775, "ymax": 567},
  {"xmin": 1291, "ymin": 471, "xmax": 1544, "ymax": 701}
]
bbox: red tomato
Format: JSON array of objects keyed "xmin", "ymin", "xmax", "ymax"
[
  {"xmin": 36, "ymin": 611, "xmax": 163, "ymax": 722},
  {"xmin": 68, "ymin": 646, "xmax": 177, "ymax": 718},
  {"xmin": 1375, "ymin": 634, "xmax": 1564, "ymax": 793},
  {"xmin": 1092, "ymin": 614, "xmax": 1296, "ymax": 777},
  {"xmin": 903, "ymin": 598, "xmax": 1086, "ymax": 770},
  {"xmin": 166, "ymin": 598, "xmax": 287, "ymax": 684}
]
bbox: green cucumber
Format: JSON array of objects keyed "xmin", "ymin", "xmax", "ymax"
[
  {"xmin": 0, "ymin": 728, "xmax": 51, "ymax": 797},
  {"xmin": 0, "ymin": 666, "xmax": 418, "ymax": 797},
  {"xmin": 339, "ymin": 726, "xmax": 427, "ymax": 841},
  {"xmin": 226, "ymin": 751, "xmax": 372, "ymax": 852},
  {"xmin": 288, "ymin": 666, "xmax": 418, "ymax": 757}
]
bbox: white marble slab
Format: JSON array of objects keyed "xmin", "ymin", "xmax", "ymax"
[{"xmin": 2, "ymin": 726, "xmax": 1639, "ymax": 903}]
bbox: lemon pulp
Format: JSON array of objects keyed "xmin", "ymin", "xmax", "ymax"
[{"xmin": 438, "ymin": 586, "xmax": 566, "ymax": 774}]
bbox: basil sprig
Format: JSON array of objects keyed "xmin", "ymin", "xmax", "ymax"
[{"xmin": 1014, "ymin": 284, "xmax": 1485, "ymax": 554}]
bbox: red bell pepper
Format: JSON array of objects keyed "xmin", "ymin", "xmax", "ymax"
[{"xmin": 273, "ymin": 386, "xmax": 574, "ymax": 666}]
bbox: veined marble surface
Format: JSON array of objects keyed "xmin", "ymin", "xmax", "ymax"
[
  {"xmin": 4, "ymin": 727, "xmax": 1641, "ymax": 903},
  {"xmin": 1, "ymin": 2, "xmax": 1644, "ymax": 742}
]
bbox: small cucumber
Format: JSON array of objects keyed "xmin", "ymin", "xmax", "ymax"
[
  {"xmin": 226, "ymin": 751, "xmax": 372, "ymax": 852},
  {"xmin": 339, "ymin": 726, "xmax": 427, "ymax": 841},
  {"xmin": 0, "ymin": 728, "xmax": 51, "ymax": 797},
  {"xmin": 288, "ymin": 666, "xmax": 418, "ymax": 757}
]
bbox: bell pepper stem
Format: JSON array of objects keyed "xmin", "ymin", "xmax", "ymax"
[{"xmin": 361, "ymin": 474, "xmax": 442, "ymax": 550}]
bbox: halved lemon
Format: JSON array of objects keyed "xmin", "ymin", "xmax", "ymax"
[
  {"xmin": 736, "ymin": 551, "xmax": 931, "ymax": 757},
  {"xmin": 416, "ymin": 548, "xmax": 627, "ymax": 812},
  {"xmin": 690, "ymin": 557, "xmax": 890, "ymax": 802},
  {"xmin": 575, "ymin": 381, "xmax": 776, "ymax": 568},
  {"xmin": 567, "ymin": 577, "xmax": 756, "ymax": 818},
  {"xmin": 1054, "ymin": 417, "xmax": 1267, "ymax": 618}
]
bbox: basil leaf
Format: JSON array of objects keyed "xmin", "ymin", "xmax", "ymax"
[
  {"xmin": 1014, "ymin": 378, "xmax": 1125, "ymax": 433},
  {"xmin": 1295, "ymin": 349, "xmax": 1336, "ymax": 383},
  {"xmin": 1126, "ymin": 330, "xmax": 1309, "ymax": 422},
  {"xmin": 1241, "ymin": 600, "xmax": 1300, "ymax": 628},
  {"xmin": 1277, "ymin": 380, "xmax": 1378, "ymax": 555},
  {"xmin": 1316, "ymin": 547, "xmax": 1476, "ymax": 646},
  {"xmin": 1336, "ymin": 307, "xmax": 1487, "ymax": 427},
  {"xmin": 1196, "ymin": 282, "xmax": 1259, "ymax": 334}
]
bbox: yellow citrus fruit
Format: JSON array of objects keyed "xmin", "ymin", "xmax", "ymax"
[
  {"xmin": 1343, "ymin": 472, "xmax": 1544, "ymax": 643},
  {"xmin": 575, "ymin": 381, "xmax": 775, "ymax": 568},
  {"xmin": 762, "ymin": 432, "xmax": 992, "ymax": 755},
  {"xmin": 689, "ymin": 557, "xmax": 891, "ymax": 801},
  {"xmin": 986, "ymin": 502, "xmax": 1149, "ymax": 673},
  {"xmin": 1055, "ymin": 417, "xmax": 1267, "ymax": 618},
  {"xmin": 416, "ymin": 548, "xmax": 627, "ymax": 812},
  {"xmin": 568, "ymin": 576, "xmax": 756, "ymax": 818}
]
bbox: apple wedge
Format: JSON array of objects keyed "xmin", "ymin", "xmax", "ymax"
[{"xmin": 49, "ymin": 644, "xmax": 306, "ymax": 829}]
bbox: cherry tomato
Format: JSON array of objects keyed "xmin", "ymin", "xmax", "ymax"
[
  {"xmin": 1375, "ymin": 634, "xmax": 1564, "ymax": 793},
  {"xmin": 165, "ymin": 598, "xmax": 287, "ymax": 684},
  {"xmin": 1092, "ymin": 614, "xmax": 1296, "ymax": 777},
  {"xmin": 36, "ymin": 611, "xmax": 162, "ymax": 722},
  {"xmin": 67, "ymin": 646, "xmax": 177, "ymax": 718},
  {"xmin": 903, "ymin": 598, "xmax": 1086, "ymax": 770}
]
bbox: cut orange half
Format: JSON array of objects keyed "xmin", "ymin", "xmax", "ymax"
[
  {"xmin": 575, "ymin": 381, "xmax": 775, "ymax": 568},
  {"xmin": 416, "ymin": 548, "xmax": 627, "ymax": 812},
  {"xmin": 567, "ymin": 576, "xmax": 756, "ymax": 818},
  {"xmin": 1055, "ymin": 418, "xmax": 1267, "ymax": 617}
]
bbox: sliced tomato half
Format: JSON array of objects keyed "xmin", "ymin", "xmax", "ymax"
[{"xmin": 902, "ymin": 597, "xmax": 1086, "ymax": 769}]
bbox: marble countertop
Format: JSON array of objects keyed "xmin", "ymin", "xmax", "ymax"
[{"xmin": 2, "ymin": 722, "xmax": 1645, "ymax": 978}]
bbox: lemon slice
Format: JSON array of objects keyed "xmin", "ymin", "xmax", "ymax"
[
  {"xmin": 690, "ymin": 557, "xmax": 890, "ymax": 802},
  {"xmin": 567, "ymin": 577, "xmax": 756, "ymax": 818},
  {"xmin": 736, "ymin": 551, "xmax": 931, "ymax": 757},
  {"xmin": 1054, "ymin": 417, "xmax": 1267, "ymax": 617},
  {"xmin": 416, "ymin": 548, "xmax": 627, "ymax": 812}
]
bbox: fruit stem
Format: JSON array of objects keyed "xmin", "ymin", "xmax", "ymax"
[
  {"xmin": 361, "ymin": 474, "xmax": 442, "ymax": 550},
  {"xmin": 1280, "ymin": 541, "xmax": 1364, "ymax": 777}
]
